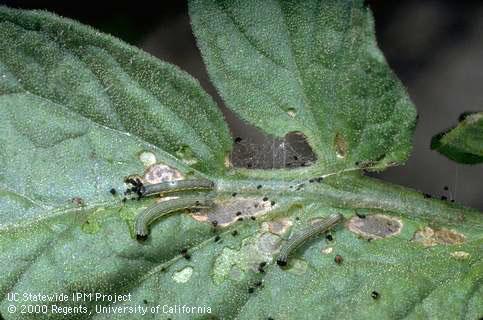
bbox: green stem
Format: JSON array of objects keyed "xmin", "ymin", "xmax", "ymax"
[{"xmin": 216, "ymin": 173, "xmax": 482, "ymax": 227}]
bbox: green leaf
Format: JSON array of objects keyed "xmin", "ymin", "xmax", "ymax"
[
  {"xmin": 1, "ymin": 3, "xmax": 482, "ymax": 320},
  {"xmin": 431, "ymin": 112, "xmax": 483, "ymax": 164},
  {"xmin": 0, "ymin": 7, "xmax": 232, "ymax": 176},
  {"xmin": 189, "ymin": 0, "xmax": 417, "ymax": 172},
  {"xmin": 0, "ymin": 6, "xmax": 231, "ymax": 317}
]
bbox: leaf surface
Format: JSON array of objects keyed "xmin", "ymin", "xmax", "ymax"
[
  {"xmin": 0, "ymin": 3, "xmax": 482, "ymax": 320},
  {"xmin": 189, "ymin": 0, "xmax": 417, "ymax": 172}
]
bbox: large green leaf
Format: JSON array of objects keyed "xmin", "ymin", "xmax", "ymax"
[
  {"xmin": 0, "ymin": 3, "xmax": 482, "ymax": 320},
  {"xmin": 189, "ymin": 0, "xmax": 417, "ymax": 172},
  {"xmin": 0, "ymin": 5, "xmax": 231, "ymax": 318},
  {"xmin": 0, "ymin": 7, "xmax": 231, "ymax": 176},
  {"xmin": 431, "ymin": 112, "xmax": 483, "ymax": 164}
]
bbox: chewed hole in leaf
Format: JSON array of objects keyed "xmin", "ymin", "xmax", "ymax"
[
  {"xmin": 144, "ymin": 164, "xmax": 184, "ymax": 184},
  {"xmin": 230, "ymin": 129, "xmax": 316, "ymax": 169},
  {"xmin": 347, "ymin": 214, "xmax": 402, "ymax": 239},
  {"xmin": 172, "ymin": 267, "xmax": 193, "ymax": 283},
  {"xmin": 412, "ymin": 227, "xmax": 466, "ymax": 247},
  {"xmin": 190, "ymin": 197, "xmax": 275, "ymax": 227},
  {"xmin": 334, "ymin": 132, "xmax": 348, "ymax": 159}
]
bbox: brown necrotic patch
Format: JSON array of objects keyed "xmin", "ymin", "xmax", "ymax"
[
  {"xmin": 144, "ymin": 164, "xmax": 184, "ymax": 184},
  {"xmin": 412, "ymin": 227, "xmax": 466, "ymax": 247},
  {"xmin": 334, "ymin": 132, "xmax": 348, "ymax": 159},
  {"xmin": 347, "ymin": 214, "xmax": 402, "ymax": 239},
  {"xmin": 190, "ymin": 197, "xmax": 275, "ymax": 227}
]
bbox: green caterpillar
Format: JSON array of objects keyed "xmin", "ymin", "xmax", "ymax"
[
  {"xmin": 141, "ymin": 179, "xmax": 214, "ymax": 197},
  {"xmin": 277, "ymin": 213, "xmax": 343, "ymax": 266},
  {"xmin": 135, "ymin": 196, "xmax": 214, "ymax": 240}
]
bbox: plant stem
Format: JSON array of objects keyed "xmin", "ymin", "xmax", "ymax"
[{"xmin": 216, "ymin": 173, "xmax": 482, "ymax": 227}]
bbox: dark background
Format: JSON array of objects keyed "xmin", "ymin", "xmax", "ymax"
[{"xmin": 2, "ymin": 0, "xmax": 482, "ymax": 209}]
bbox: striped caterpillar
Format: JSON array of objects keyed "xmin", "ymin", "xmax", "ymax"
[
  {"xmin": 126, "ymin": 178, "xmax": 214, "ymax": 199},
  {"xmin": 141, "ymin": 179, "xmax": 214, "ymax": 197},
  {"xmin": 277, "ymin": 213, "xmax": 343, "ymax": 266},
  {"xmin": 135, "ymin": 196, "xmax": 214, "ymax": 240}
]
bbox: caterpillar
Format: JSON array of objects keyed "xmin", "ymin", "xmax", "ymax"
[
  {"xmin": 140, "ymin": 179, "xmax": 214, "ymax": 197},
  {"xmin": 277, "ymin": 213, "xmax": 343, "ymax": 266},
  {"xmin": 135, "ymin": 196, "xmax": 214, "ymax": 240}
]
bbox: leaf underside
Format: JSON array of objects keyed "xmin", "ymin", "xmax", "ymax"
[{"xmin": 0, "ymin": 3, "xmax": 481, "ymax": 320}]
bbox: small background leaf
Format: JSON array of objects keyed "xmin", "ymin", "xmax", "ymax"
[{"xmin": 431, "ymin": 112, "xmax": 483, "ymax": 164}]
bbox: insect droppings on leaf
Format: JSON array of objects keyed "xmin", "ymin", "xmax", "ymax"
[
  {"xmin": 295, "ymin": 184, "xmax": 305, "ymax": 191},
  {"xmin": 356, "ymin": 212, "xmax": 366, "ymax": 219},
  {"xmin": 180, "ymin": 249, "xmax": 191, "ymax": 260}
]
